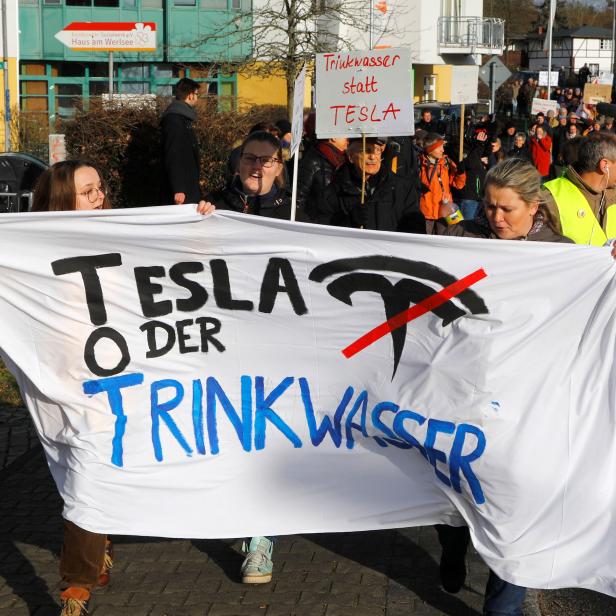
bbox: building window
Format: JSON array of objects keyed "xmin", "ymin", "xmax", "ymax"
[
  {"xmin": 142, "ymin": 0, "xmax": 163, "ymax": 6},
  {"xmin": 123, "ymin": 0, "xmax": 137, "ymax": 6},
  {"xmin": 122, "ymin": 63, "xmax": 148, "ymax": 79},
  {"xmin": 601, "ymin": 39, "xmax": 612, "ymax": 50},
  {"xmin": 42, "ymin": 0, "xmax": 61, "ymax": 4},
  {"xmin": 153, "ymin": 65, "xmax": 180, "ymax": 78},
  {"xmin": 19, "ymin": 0, "xmax": 39, "ymax": 5},
  {"xmin": 94, "ymin": 0, "xmax": 120, "ymax": 5},
  {"xmin": 66, "ymin": 0, "xmax": 92, "ymax": 5},
  {"xmin": 56, "ymin": 84, "xmax": 83, "ymax": 118},
  {"xmin": 201, "ymin": 0, "xmax": 227, "ymax": 7},
  {"xmin": 174, "ymin": 0, "xmax": 196, "ymax": 5}
]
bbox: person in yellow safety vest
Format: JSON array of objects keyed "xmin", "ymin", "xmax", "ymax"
[{"xmin": 543, "ymin": 132, "xmax": 616, "ymax": 245}]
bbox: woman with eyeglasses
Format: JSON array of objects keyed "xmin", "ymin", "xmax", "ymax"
[
  {"xmin": 207, "ymin": 130, "xmax": 309, "ymax": 221},
  {"xmin": 30, "ymin": 159, "xmax": 213, "ymax": 616},
  {"xmin": 206, "ymin": 132, "xmax": 307, "ymax": 586}
]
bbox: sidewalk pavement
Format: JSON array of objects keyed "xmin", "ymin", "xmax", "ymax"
[{"xmin": 0, "ymin": 408, "xmax": 604, "ymax": 616}]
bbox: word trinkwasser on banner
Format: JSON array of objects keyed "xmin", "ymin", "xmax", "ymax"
[
  {"xmin": 315, "ymin": 48, "xmax": 413, "ymax": 138},
  {"xmin": 1, "ymin": 208, "xmax": 616, "ymax": 596}
]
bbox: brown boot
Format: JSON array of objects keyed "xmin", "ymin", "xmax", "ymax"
[{"xmin": 60, "ymin": 587, "xmax": 90, "ymax": 615}]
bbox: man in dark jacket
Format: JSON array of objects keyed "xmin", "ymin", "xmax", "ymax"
[
  {"xmin": 499, "ymin": 122, "xmax": 517, "ymax": 153},
  {"xmin": 415, "ymin": 109, "xmax": 439, "ymax": 133},
  {"xmin": 552, "ymin": 115, "xmax": 569, "ymax": 165},
  {"xmin": 317, "ymin": 137, "xmax": 425, "ymax": 233},
  {"xmin": 296, "ymin": 137, "xmax": 348, "ymax": 220},
  {"xmin": 455, "ymin": 130, "xmax": 488, "ymax": 220},
  {"xmin": 160, "ymin": 77, "xmax": 201, "ymax": 205}
]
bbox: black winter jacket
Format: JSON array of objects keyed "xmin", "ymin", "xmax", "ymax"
[
  {"xmin": 160, "ymin": 100, "xmax": 201, "ymax": 204},
  {"xmin": 506, "ymin": 144, "xmax": 532, "ymax": 162},
  {"xmin": 207, "ymin": 180, "xmax": 311, "ymax": 222},
  {"xmin": 317, "ymin": 163, "xmax": 425, "ymax": 233},
  {"xmin": 455, "ymin": 143, "xmax": 487, "ymax": 201},
  {"xmin": 296, "ymin": 144, "xmax": 340, "ymax": 219}
]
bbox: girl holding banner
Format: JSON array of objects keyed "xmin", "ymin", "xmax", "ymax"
[{"xmin": 29, "ymin": 160, "xmax": 214, "ymax": 616}]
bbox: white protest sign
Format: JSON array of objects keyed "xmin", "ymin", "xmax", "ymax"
[
  {"xmin": 450, "ymin": 65, "xmax": 479, "ymax": 105},
  {"xmin": 538, "ymin": 71, "xmax": 559, "ymax": 87},
  {"xmin": 315, "ymin": 48, "xmax": 413, "ymax": 138},
  {"xmin": 290, "ymin": 65, "xmax": 306, "ymax": 157},
  {"xmin": 595, "ymin": 71, "xmax": 614, "ymax": 85},
  {"xmin": 2, "ymin": 209, "xmax": 616, "ymax": 597},
  {"xmin": 531, "ymin": 98, "xmax": 559, "ymax": 116},
  {"xmin": 290, "ymin": 65, "xmax": 307, "ymax": 221}
]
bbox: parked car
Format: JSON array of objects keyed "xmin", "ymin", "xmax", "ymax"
[{"xmin": 0, "ymin": 153, "xmax": 48, "ymax": 213}]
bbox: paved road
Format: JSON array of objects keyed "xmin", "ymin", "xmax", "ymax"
[{"xmin": 0, "ymin": 408, "xmax": 613, "ymax": 616}]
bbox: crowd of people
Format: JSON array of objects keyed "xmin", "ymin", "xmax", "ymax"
[{"xmin": 22, "ymin": 77, "xmax": 616, "ymax": 616}]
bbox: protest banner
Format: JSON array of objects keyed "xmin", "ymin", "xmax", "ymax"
[
  {"xmin": 315, "ymin": 48, "xmax": 413, "ymax": 138},
  {"xmin": 583, "ymin": 82, "xmax": 612, "ymax": 104},
  {"xmin": 530, "ymin": 98, "xmax": 559, "ymax": 116},
  {"xmin": 538, "ymin": 71, "xmax": 559, "ymax": 87},
  {"xmin": 1, "ymin": 208, "xmax": 616, "ymax": 596}
]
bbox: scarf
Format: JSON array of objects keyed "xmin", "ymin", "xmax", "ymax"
[{"xmin": 316, "ymin": 142, "xmax": 347, "ymax": 170}]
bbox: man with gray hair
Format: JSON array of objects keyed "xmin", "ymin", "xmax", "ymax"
[{"xmin": 543, "ymin": 133, "xmax": 616, "ymax": 244}]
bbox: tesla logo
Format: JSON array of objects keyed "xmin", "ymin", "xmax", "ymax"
[{"xmin": 309, "ymin": 256, "xmax": 488, "ymax": 378}]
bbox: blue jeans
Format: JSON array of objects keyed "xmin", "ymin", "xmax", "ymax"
[
  {"xmin": 460, "ymin": 199, "xmax": 480, "ymax": 221},
  {"xmin": 484, "ymin": 569, "xmax": 527, "ymax": 616},
  {"xmin": 437, "ymin": 525, "xmax": 526, "ymax": 615}
]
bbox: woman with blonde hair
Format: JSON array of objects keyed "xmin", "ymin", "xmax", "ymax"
[
  {"xmin": 442, "ymin": 157, "xmax": 569, "ymax": 242},
  {"xmin": 437, "ymin": 158, "xmax": 571, "ymax": 616}
]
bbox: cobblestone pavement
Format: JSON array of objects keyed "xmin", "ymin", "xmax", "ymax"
[
  {"xmin": 0, "ymin": 406, "xmax": 38, "ymax": 471},
  {"xmin": 0, "ymin": 408, "xmax": 613, "ymax": 616}
]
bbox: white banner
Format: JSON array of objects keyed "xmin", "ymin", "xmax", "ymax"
[
  {"xmin": 531, "ymin": 97, "xmax": 559, "ymax": 116},
  {"xmin": 450, "ymin": 65, "xmax": 479, "ymax": 105},
  {"xmin": 315, "ymin": 48, "xmax": 413, "ymax": 138},
  {"xmin": 1, "ymin": 208, "xmax": 616, "ymax": 596},
  {"xmin": 538, "ymin": 71, "xmax": 559, "ymax": 87}
]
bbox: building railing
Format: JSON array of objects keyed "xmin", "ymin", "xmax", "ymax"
[{"xmin": 437, "ymin": 16, "xmax": 504, "ymax": 51}]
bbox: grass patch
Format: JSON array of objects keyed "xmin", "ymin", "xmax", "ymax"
[{"xmin": 0, "ymin": 358, "xmax": 23, "ymax": 408}]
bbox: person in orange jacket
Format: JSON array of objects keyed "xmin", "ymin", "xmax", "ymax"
[{"xmin": 419, "ymin": 132, "xmax": 466, "ymax": 233}]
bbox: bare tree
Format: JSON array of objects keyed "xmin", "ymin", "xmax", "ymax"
[{"xmin": 176, "ymin": 0, "xmax": 394, "ymax": 119}]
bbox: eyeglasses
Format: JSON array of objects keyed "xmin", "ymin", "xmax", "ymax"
[
  {"xmin": 239, "ymin": 154, "xmax": 281, "ymax": 168},
  {"xmin": 78, "ymin": 186, "xmax": 105, "ymax": 203}
]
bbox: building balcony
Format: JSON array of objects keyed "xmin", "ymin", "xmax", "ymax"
[{"xmin": 437, "ymin": 16, "xmax": 504, "ymax": 55}]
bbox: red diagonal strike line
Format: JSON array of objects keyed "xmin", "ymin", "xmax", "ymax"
[{"xmin": 342, "ymin": 268, "xmax": 488, "ymax": 359}]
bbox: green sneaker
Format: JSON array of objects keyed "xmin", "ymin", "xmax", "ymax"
[{"xmin": 240, "ymin": 536, "xmax": 274, "ymax": 584}]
